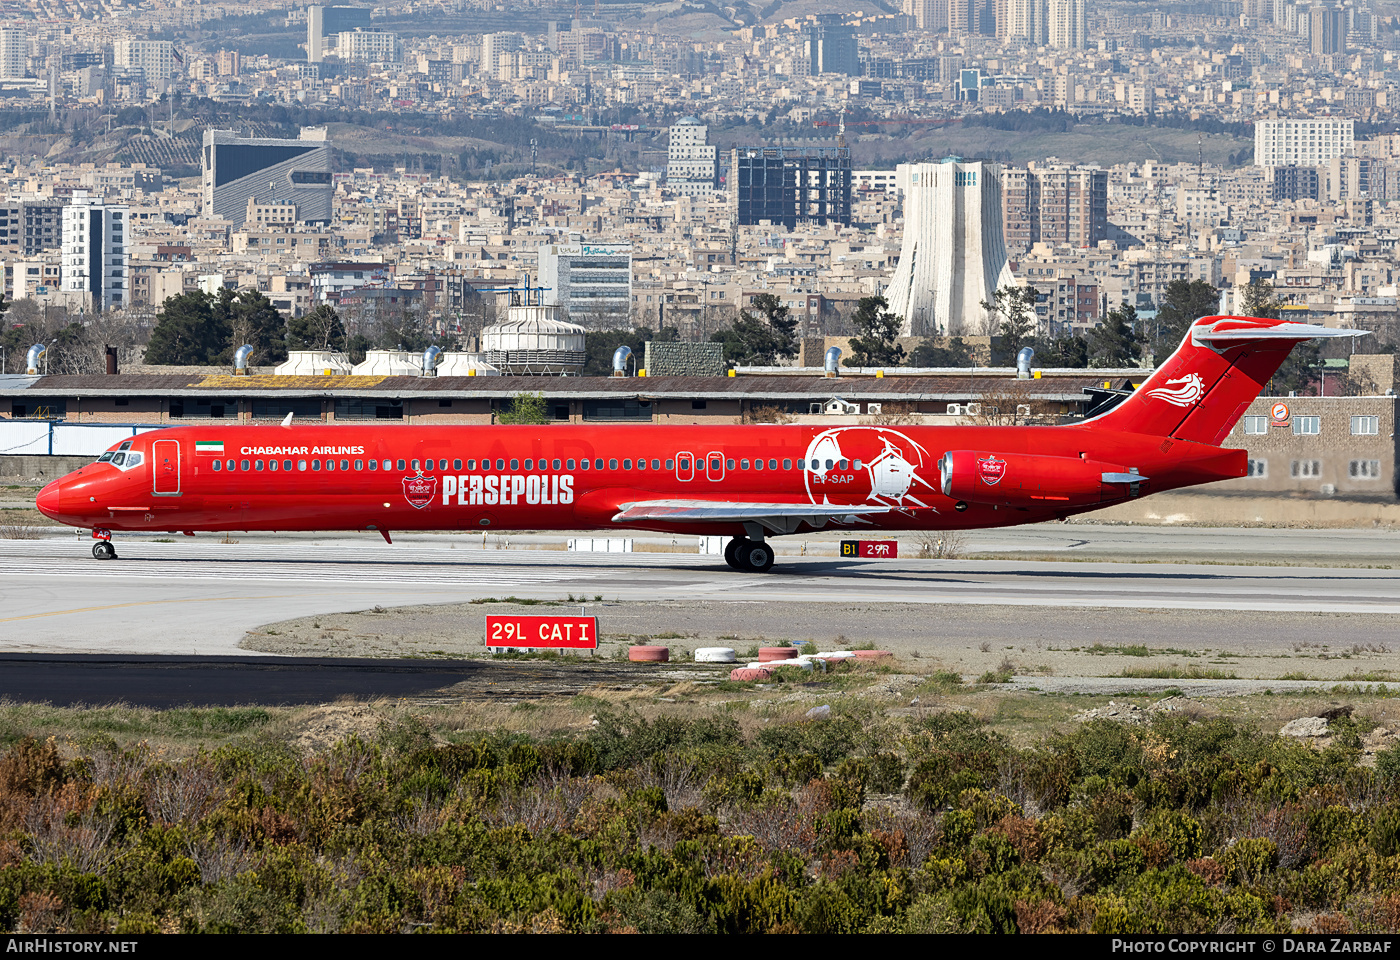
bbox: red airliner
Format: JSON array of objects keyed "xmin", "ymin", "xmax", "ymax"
[{"xmin": 36, "ymin": 316, "xmax": 1354, "ymax": 571}]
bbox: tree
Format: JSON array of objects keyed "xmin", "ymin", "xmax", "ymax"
[
  {"xmin": 144, "ymin": 292, "xmax": 230, "ymax": 365},
  {"xmin": 1153, "ymin": 279, "xmax": 1219, "ymax": 360},
  {"xmin": 844, "ymin": 296, "xmax": 905, "ymax": 367},
  {"xmin": 497, "ymin": 392, "xmax": 549, "ymax": 425},
  {"xmin": 1273, "ymin": 338, "xmax": 1321, "ymax": 396},
  {"xmin": 752, "ymin": 293, "xmax": 798, "ymax": 360},
  {"xmin": 1032, "ymin": 334, "xmax": 1089, "ymax": 369},
  {"xmin": 287, "ymin": 304, "xmax": 347, "ymax": 351},
  {"xmin": 910, "ymin": 337, "xmax": 974, "ymax": 367},
  {"xmin": 1087, "ymin": 302, "xmax": 1143, "ymax": 368},
  {"xmin": 219, "ymin": 289, "xmax": 287, "ymax": 365},
  {"xmin": 982, "ymin": 286, "xmax": 1038, "ymax": 364},
  {"xmin": 1239, "ymin": 279, "xmax": 1281, "ymax": 320},
  {"xmin": 710, "ymin": 294, "xmax": 798, "ymax": 367},
  {"xmin": 582, "ymin": 326, "xmax": 677, "ymax": 377}
]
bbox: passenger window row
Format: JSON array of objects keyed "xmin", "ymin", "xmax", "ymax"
[{"xmin": 207, "ymin": 455, "xmax": 861, "ymax": 474}]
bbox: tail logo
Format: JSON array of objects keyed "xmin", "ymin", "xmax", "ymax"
[{"xmin": 1146, "ymin": 373, "xmax": 1204, "ymax": 408}]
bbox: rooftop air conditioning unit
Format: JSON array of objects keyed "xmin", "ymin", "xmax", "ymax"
[
  {"xmin": 867, "ymin": 403, "xmax": 882, "ymax": 415},
  {"xmin": 964, "ymin": 402, "xmax": 983, "ymax": 416},
  {"xmin": 946, "ymin": 403, "xmax": 962, "ymax": 416},
  {"xmin": 1016, "ymin": 405, "xmax": 1032, "ymax": 417}
]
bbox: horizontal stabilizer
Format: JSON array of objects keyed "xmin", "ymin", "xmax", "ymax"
[{"xmin": 1194, "ymin": 321, "xmax": 1367, "ymax": 342}]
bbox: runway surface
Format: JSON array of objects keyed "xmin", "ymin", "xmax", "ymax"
[{"xmin": 3, "ymin": 533, "xmax": 1400, "ymax": 656}]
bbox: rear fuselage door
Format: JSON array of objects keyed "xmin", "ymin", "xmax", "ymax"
[{"xmin": 152, "ymin": 439, "xmax": 181, "ymax": 496}]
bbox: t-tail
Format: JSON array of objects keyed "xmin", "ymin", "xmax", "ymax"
[{"xmin": 1090, "ymin": 315, "xmax": 1365, "ymax": 446}]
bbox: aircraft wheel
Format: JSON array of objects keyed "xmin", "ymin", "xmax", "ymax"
[
  {"xmin": 740, "ymin": 541, "xmax": 775, "ymax": 573},
  {"xmin": 92, "ymin": 541, "xmax": 117, "ymax": 560},
  {"xmin": 724, "ymin": 537, "xmax": 749, "ymax": 570}
]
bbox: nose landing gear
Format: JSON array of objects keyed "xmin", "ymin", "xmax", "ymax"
[
  {"xmin": 723, "ymin": 537, "xmax": 775, "ymax": 573},
  {"xmin": 91, "ymin": 529, "xmax": 117, "ymax": 560}
]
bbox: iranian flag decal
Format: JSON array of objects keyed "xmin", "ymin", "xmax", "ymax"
[{"xmin": 196, "ymin": 441, "xmax": 224, "ymax": 455}]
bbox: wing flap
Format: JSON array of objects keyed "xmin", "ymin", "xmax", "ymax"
[{"xmin": 612, "ymin": 499, "xmax": 898, "ymax": 524}]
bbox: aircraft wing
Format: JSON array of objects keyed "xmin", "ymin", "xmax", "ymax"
[{"xmin": 612, "ymin": 499, "xmax": 899, "ymax": 534}]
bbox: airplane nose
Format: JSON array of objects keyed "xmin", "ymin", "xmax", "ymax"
[{"xmin": 36, "ymin": 479, "xmax": 62, "ymax": 520}]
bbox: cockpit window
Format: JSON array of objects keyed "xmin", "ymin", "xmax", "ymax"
[
  {"xmin": 97, "ymin": 451, "xmax": 114, "ymax": 462},
  {"xmin": 118, "ymin": 441, "xmax": 132, "ymax": 451},
  {"xmin": 108, "ymin": 451, "xmax": 143, "ymax": 471}
]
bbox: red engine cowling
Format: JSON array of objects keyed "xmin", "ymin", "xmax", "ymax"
[{"xmin": 939, "ymin": 450, "xmax": 1144, "ymax": 507}]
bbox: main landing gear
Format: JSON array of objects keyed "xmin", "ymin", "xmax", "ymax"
[
  {"xmin": 724, "ymin": 537, "xmax": 775, "ymax": 573},
  {"xmin": 91, "ymin": 529, "xmax": 117, "ymax": 560}
]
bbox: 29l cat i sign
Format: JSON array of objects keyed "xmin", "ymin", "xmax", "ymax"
[{"xmin": 485, "ymin": 615, "xmax": 598, "ymax": 649}]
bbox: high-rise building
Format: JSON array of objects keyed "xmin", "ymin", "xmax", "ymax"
[
  {"xmin": 0, "ymin": 27, "xmax": 25, "ymax": 78},
  {"xmin": 1271, "ymin": 165, "xmax": 1321, "ymax": 201},
  {"xmin": 948, "ymin": 0, "xmax": 996, "ymax": 36},
  {"xmin": 904, "ymin": 0, "xmax": 949, "ymax": 32},
  {"xmin": 1005, "ymin": 0, "xmax": 1048, "ymax": 44},
  {"xmin": 1310, "ymin": 5, "xmax": 1345, "ymax": 55},
  {"xmin": 885, "ymin": 160, "xmax": 1014, "ymax": 337},
  {"xmin": 61, "ymin": 195, "xmax": 127, "ymax": 312},
  {"xmin": 538, "ymin": 242, "xmax": 633, "ymax": 325},
  {"xmin": 665, "ymin": 118, "xmax": 718, "ymax": 197},
  {"xmin": 307, "ymin": 5, "xmax": 372, "ymax": 62},
  {"xmin": 112, "ymin": 40, "xmax": 174, "ymax": 82},
  {"xmin": 336, "ymin": 30, "xmax": 398, "ymax": 63},
  {"xmin": 733, "ymin": 147, "xmax": 851, "ymax": 230},
  {"xmin": 203, "ymin": 128, "xmax": 333, "ymax": 227},
  {"xmin": 806, "ymin": 15, "xmax": 859, "ymax": 76},
  {"xmin": 1254, "ymin": 118, "xmax": 1354, "ymax": 166},
  {"xmin": 0, "ymin": 199, "xmax": 63, "ymax": 255},
  {"xmin": 1002, "ymin": 162, "xmax": 1107, "ymax": 253},
  {"xmin": 1047, "ymin": 0, "xmax": 1088, "ymax": 48}
]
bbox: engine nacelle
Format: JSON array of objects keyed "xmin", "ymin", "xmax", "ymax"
[{"xmin": 939, "ymin": 450, "xmax": 1145, "ymax": 507}]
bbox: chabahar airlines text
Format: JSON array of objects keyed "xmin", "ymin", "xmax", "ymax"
[{"xmin": 241, "ymin": 446, "xmax": 367, "ymax": 456}]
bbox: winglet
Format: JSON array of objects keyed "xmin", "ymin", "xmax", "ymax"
[{"xmin": 281, "ymin": 412, "xmax": 293, "ymax": 427}]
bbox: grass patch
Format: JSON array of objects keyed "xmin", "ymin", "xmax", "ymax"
[
  {"xmin": 976, "ymin": 668, "xmax": 1013, "ymax": 685},
  {"xmin": 918, "ymin": 670, "xmax": 965, "ymax": 693},
  {"xmin": 1118, "ymin": 665, "xmax": 1238, "ymax": 680}
]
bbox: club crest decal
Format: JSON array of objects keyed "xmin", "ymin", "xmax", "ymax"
[
  {"xmin": 976, "ymin": 456, "xmax": 1007, "ymax": 486},
  {"xmin": 1146, "ymin": 372, "xmax": 1204, "ymax": 408},
  {"xmin": 402, "ymin": 470, "xmax": 438, "ymax": 509}
]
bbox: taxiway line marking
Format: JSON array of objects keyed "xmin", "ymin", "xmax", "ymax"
[{"xmin": 0, "ymin": 594, "xmax": 288, "ymax": 623}]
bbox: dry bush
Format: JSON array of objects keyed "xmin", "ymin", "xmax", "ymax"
[
  {"xmin": 16, "ymin": 891, "xmax": 64, "ymax": 934},
  {"xmin": 863, "ymin": 806, "xmax": 942, "ymax": 869},
  {"xmin": 742, "ymin": 405, "xmax": 795, "ymax": 425},
  {"xmin": 25, "ymin": 787, "xmax": 118, "ymax": 875},
  {"xmin": 863, "ymin": 401, "xmax": 918, "ymax": 426},
  {"xmin": 486, "ymin": 769, "xmax": 592, "ymax": 834},
  {"xmin": 641, "ymin": 757, "xmax": 704, "ymax": 812},
  {"xmin": 187, "ymin": 832, "xmax": 259, "ymax": 883},
  {"xmin": 967, "ymin": 382, "xmax": 1042, "ymax": 426},
  {"xmin": 915, "ymin": 530, "xmax": 968, "ymax": 560},
  {"xmin": 146, "ymin": 763, "xmax": 224, "ymax": 826},
  {"xmin": 0, "ymin": 523, "xmax": 43, "ymax": 540}
]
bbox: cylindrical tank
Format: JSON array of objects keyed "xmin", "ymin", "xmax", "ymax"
[{"xmin": 480, "ymin": 305, "xmax": 586, "ymax": 375}]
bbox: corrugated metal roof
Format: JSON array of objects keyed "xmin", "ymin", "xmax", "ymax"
[{"xmin": 2, "ymin": 373, "xmax": 1110, "ymax": 403}]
